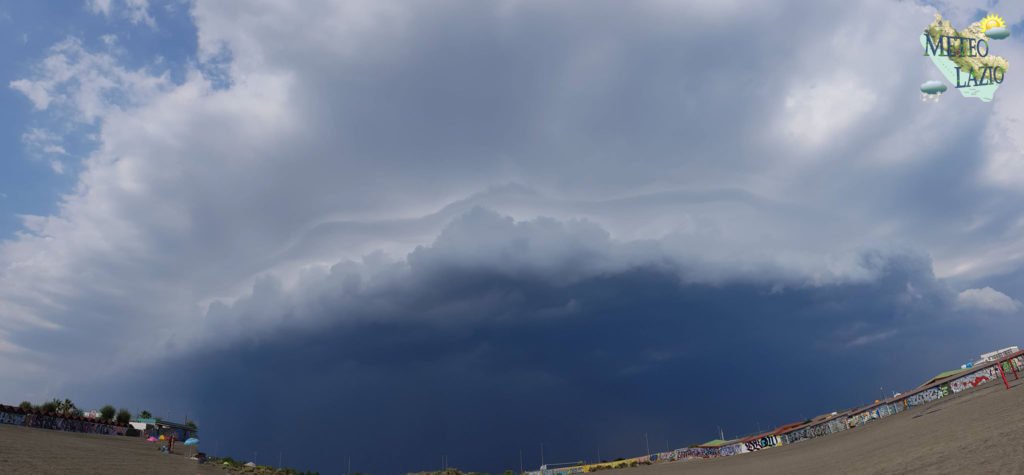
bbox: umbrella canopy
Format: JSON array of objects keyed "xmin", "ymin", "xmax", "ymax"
[
  {"xmin": 146, "ymin": 436, "xmax": 158, "ymax": 442},
  {"xmin": 159, "ymin": 435, "xmax": 166, "ymax": 440},
  {"xmin": 184, "ymin": 438, "xmax": 199, "ymax": 446}
]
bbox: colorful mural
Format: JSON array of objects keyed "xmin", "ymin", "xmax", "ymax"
[
  {"xmin": 719, "ymin": 442, "xmax": 747, "ymax": 456},
  {"xmin": 743, "ymin": 434, "xmax": 781, "ymax": 451},
  {"xmin": 949, "ymin": 366, "xmax": 1000, "ymax": 393},
  {"xmin": 780, "ymin": 417, "xmax": 848, "ymax": 444},
  {"xmin": 0, "ymin": 406, "xmax": 128, "ymax": 436}
]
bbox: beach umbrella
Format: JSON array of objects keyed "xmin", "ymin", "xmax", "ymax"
[
  {"xmin": 183, "ymin": 437, "xmax": 200, "ymax": 457},
  {"xmin": 159, "ymin": 434, "xmax": 166, "ymax": 440},
  {"xmin": 147, "ymin": 436, "xmax": 158, "ymax": 442}
]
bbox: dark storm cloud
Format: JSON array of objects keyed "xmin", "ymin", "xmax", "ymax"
[
  {"xmin": 101, "ymin": 209, "xmax": 1004, "ymax": 474},
  {"xmin": 4, "ymin": 0, "xmax": 1022, "ymax": 384},
  {"xmin": 4, "ymin": 0, "xmax": 1024, "ymax": 472}
]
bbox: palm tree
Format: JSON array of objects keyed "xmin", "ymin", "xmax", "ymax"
[
  {"xmin": 139, "ymin": 410, "xmax": 152, "ymax": 419},
  {"xmin": 57, "ymin": 398, "xmax": 78, "ymax": 417},
  {"xmin": 41, "ymin": 399, "xmax": 60, "ymax": 414}
]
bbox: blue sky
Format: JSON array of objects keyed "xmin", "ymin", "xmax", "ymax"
[
  {"xmin": 0, "ymin": 0, "xmax": 196, "ymax": 237},
  {"xmin": 3, "ymin": 1, "xmax": 1024, "ymax": 473}
]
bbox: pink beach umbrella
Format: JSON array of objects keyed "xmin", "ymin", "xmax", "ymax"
[{"xmin": 147, "ymin": 436, "xmax": 158, "ymax": 442}]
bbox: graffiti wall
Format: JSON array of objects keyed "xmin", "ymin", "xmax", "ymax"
[
  {"xmin": 580, "ymin": 461, "xmax": 621, "ymax": 472},
  {"xmin": 652, "ymin": 451, "xmax": 675, "ymax": 462},
  {"xmin": 848, "ymin": 411, "xmax": 874, "ymax": 428},
  {"xmin": 579, "ymin": 456, "xmax": 647, "ymax": 473},
  {"xmin": 872, "ymin": 403, "xmax": 893, "ymax": 419},
  {"xmin": 548, "ymin": 466, "xmax": 584, "ymax": 475},
  {"xmin": 0, "ymin": 411, "xmax": 26, "ymax": 426},
  {"xmin": 780, "ymin": 418, "xmax": 847, "ymax": 444},
  {"xmin": 950, "ymin": 366, "xmax": 999, "ymax": 393},
  {"xmin": 674, "ymin": 447, "xmax": 720, "ymax": 459},
  {"xmin": 719, "ymin": 442, "xmax": 747, "ymax": 456},
  {"xmin": 744, "ymin": 435, "xmax": 781, "ymax": 451},
  {"xmin": 0, "ymin": 406, "xmax": 128, "ymax": 437},
  {"xmin": 907, "ymin": 386, "xmax": 944, "ymax": 407},
  {"xmin": 845, "ymin": 400, "xmax": 907, "ymax": 430}
]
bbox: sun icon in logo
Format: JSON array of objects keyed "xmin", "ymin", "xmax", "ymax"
[{"xmin": 980, "ymin": 13, "xmax": 1006, "ymax": 32}]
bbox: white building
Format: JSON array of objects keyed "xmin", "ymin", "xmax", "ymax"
[
  {"xmin": 979, "ymin": 346, "xmax": 1020, "ymax": 363},
  {"xmin": 962, "ymin": 346, "xmax": 1020, "ymax": 369}
]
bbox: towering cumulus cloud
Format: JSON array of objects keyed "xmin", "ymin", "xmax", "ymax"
[{"xmin": 3, "ymin": 0, "xmax": 1024, "ymax": 472}]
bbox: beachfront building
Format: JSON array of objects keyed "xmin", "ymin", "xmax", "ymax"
[
  {"xmin": 962, "ymin": 346, "xmax": 1020, "ymax": 368},
  {"xmin": 979, "ymin": 346, "xmax": 1020, "ymax": 364},
  {"xmin": 129, "ymin": 417, "xmax": 197, "ymax": 440}
]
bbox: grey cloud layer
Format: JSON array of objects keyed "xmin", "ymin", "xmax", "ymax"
[{"xmin": 2, "ymin": 0, "xmax": 1024, "ymax": 406}]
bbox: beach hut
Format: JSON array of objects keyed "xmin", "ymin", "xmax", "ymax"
[{"xmin": 130, "ymin": 417, "xmax": 198, "ymax": 441}]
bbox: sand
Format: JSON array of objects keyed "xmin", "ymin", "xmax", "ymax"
[
  {"xmin": 628, "ymin": 379, "xmax": 1024, "ymax": 474},
  {"xmin": 2, "ymin": 378, "xmax": 1023, "ymax": 474},
  {"xmin": 0, "ymin": 424, "xmax": 222, "ymax": 474}
]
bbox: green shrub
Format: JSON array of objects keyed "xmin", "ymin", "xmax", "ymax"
[
  {"xmin": 41, "ymin": 400, "xmax": 59, "ymax": 413},
  {"xmin": 116, "ymin": 408, "xmax": 132, "ymax": 424}
]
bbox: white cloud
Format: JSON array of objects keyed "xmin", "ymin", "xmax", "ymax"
[
  {"xmin": 927, "ymin": 0, "xmax": 1024, "ymax": 27},
  {"xmin": 780, "ymin": 78, "xmax": 877, "ymax": 149},
  {"xmin": 20, "ymin": 128, "xmax": 70, "ymax": 174},
  {"xmin": 9, "ymin": 37, "xmax": 171, "ymax": 123},
  {"xmin": 42, "ymin": 145, "xmax": 67, "ymax": 155},
  {"xmin": 847, "ymin": 330, "xmax": 899, "ymax": 348},
  {"xmin": 123, "ymin": 0, "xmax": 155, "ymax": 27},
  {"xmin": 86, "ymin": 0, "xmax": 154, "ymax": 28},
  {"xmin": 957, "ymin": 287, "xmax": 1022, "ymax": 313},
  {"xmin": 86, "ymin": 0, "xmax": 112, "ymax": 16},
  {"xmin": 10, "ymin": 79, "xmax": 51, "ymax": 109},
  {"xmin": 4, "ymin": 0, "xmax": 1024, "ymax": 398},
  {"xmin": 979, "ymin": 39, "xmax": 1024, "ymax": 187}
]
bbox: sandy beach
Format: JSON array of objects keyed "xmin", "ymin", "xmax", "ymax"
[
  {"xmin": 0, "ymin": 424, "xmax": 221, "ymax": 474},
  {"xmin": 3, "ymin": 378, "xmax": 1023, "ymax": 473},
  {"xmin": 626, "ymin": 379, "xmax": 1024, "ymax": 474}
]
